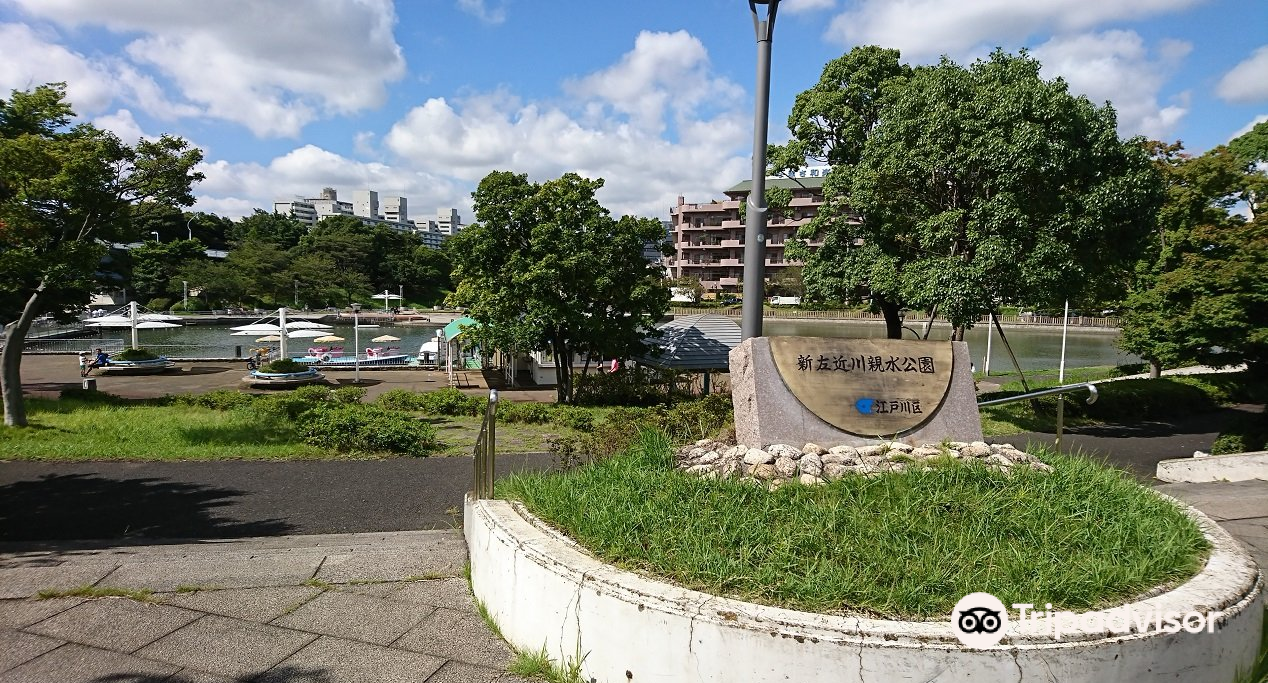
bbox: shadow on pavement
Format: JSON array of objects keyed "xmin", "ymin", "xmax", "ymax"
[
  {"xmin": 0, "ymin": 473, "xmax": 293, "ymax": 545},
  {"xmin": 91, "ymin": 666, "xmax": 335, "ymax": 682},
  {"xmin": 178, "ymin": 365, "xmax": 236, "ymax": 375}
]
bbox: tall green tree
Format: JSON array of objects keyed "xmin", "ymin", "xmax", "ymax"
[
  {"xmin": 448, "ymin": 171, "xmax": 670, "ymax": 402},
  {"xmin": 0, "ymin": 83, "xmax": 203, "ymax": 425},
  {"xmin": 128, "ymin": 238, "xmax": 207, "ymax": 305},
  {"xmin": 230, "ymin": 209, "xmax": 308, "ymax": 249},
  {"xmin": 1119, "ymin": 132, "xmax": 1268, "ymax": 376},
  {"xmin": 780, "ymin": 48, "xmax": 1161, "ymax": 338}
]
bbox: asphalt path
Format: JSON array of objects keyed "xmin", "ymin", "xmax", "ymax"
[
  {"xmin": 0, "ymin": 454, "xmax": 553, "ymax": 545},
  {"xmin": 0, "ymin": 407, "xmax": 1254, "ymax": 545}
]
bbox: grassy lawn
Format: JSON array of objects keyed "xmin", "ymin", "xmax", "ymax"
[
  {"xmin": 0, "ymin": 395, "xmax": 578, "ymax": 461},
  {"xmin": 0, "ymin": 397, "xmax": 325, "ymax": 460},
  {"xmin": 498, "ymin": 431, "xmax": 1209, "ymax": 619},
  {"xmin": 426, "ymin": 415, "xmax": 571, "ymax": 456}
]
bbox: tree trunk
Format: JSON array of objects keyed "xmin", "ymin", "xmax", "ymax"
[
  {"xmin": 921, "ymin": 304, "xmax": 939, "ymax": 340},
  {"xmin": 951, "ymin": 325, "xmax": 965, "ymax": 342},
  {"xmin": 552, "ymin": 333, "xmax": 570, "ymax": 404},
  {"xmin": 2, "ymin": 285, "xmax": 48, "ymax": 427},
  {"xmin": 1149, "ymin": 359, "xmax": 1162, "ymax": 379},
  {"xmin": 877, "ymin": 295, "xmax": 903, "ymax": 339}
]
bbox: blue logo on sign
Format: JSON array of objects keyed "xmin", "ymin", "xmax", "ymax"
[{"xmin": 855, "ymin": 398, "xmax": 875, "ymax": 414}]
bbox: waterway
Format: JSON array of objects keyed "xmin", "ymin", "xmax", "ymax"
[{"xmin": 82, "ymin": 316, "xmax": 1137, "ymax": 373}]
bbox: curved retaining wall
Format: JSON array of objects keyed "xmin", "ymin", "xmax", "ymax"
[{"xmin": 465, "ymin": 495, "xmax": 1263, "ymax": 683}]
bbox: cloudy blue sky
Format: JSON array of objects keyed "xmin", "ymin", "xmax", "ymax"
[{"xmin": 1, "ymin": 0, "xmax": 1264, "ymax": 221}]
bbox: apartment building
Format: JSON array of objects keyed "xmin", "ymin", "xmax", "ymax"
[
  {"xmin": 668, "ymin": 170, "xmax": 828, "ymax": 292},
  {"xmin": 274, "ymin": 188, "xmax": 458, "ymax": 249}
]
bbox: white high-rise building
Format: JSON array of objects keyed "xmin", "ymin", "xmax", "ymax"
[
  {"xmin": 383, "ymin": 196, "xmax": 408, "ymax": 224},
  {"xmin": 437, "ymin": 208, "xmax": 463, "ymax": 236},
  {"xmin": 353, "ymin": 190, "xmax": 379, "ymax": 219}
]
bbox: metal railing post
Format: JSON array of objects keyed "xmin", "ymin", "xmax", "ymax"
[
  {"xmin": 472, "ymin": 389, "xmax": 499, "ymax": 499},
  {"xmin": 978, "ymin": 383, "xmax": 1099, "ymax": 451}
]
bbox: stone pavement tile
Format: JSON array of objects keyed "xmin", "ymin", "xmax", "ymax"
[
  {"xmin": 394, "ymin": 607, "xmax": 513, "ymax": 669},
  {"xmin": 25, "ymin": 598, "xmax": 200, "ymax": 653},
  {"xmin": 257, "ymin": 635, "xmax": 446, "ymax": 683},
  {"xmin": 315, "ymin": 549, "xmax": 466, "ymax": 584},
  {"xmin": 99, "ymin": 555, "xmax": 323, "ymax": 592},
  {"xmin": 0, "ymin": 630, "xmax": 63, "ymax": 673},
  {"xmin": 271, "ymin": 589, "xmax": 433, "ymax": 646},
  {"xmin": 337, "ymin": 580, "xmax": 405, "ymax": 598},
  {"xmin": 0, "ymin": 564, "xmax": 117, "ymax": 599},
  {"xmin": 1222, "ymin": 519, "xmax": 1268, "ymax": 543},
  {"xmin": 163, "ymin": 585, "xmax": 323, "ymax": 623},
  {"xmin": 1157, "ymin": 481, "xmax": 1268, "ymax": 521},
  {"xmin": 0, "ymin": 597, "xmax": 83, "ymax": 628},
  {"xmin": 136, "ymin": 614, "xmax": 316, "ymax": 679},
  {"xmin": 170, "ymin": 670, "xmax": 239, "ymax": 683},
  {"xmin": 385, "ymin": 578, "xmax": 476, "ymax": 612},
  {"xmin": 423, "ymin": 660, "xmax": 504, "ymax": 683},
  {"xmin": 0, "ymin": 642, "xmax": 179, "ymax": 683}
]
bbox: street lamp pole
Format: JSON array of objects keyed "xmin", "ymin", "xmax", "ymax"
[
  {"xmin": 741, "ymin": 0, "xmax": 779, "ymax": 341},
  {"xmin": 351, "ymin": 303, "xmax": 361, "ymax": 383},
  {"xmin": 150, "ymin": 231, "xmax": 160, "ymax": 243},
  {"xmin": 186, "ymin": 217, "xmax": 193, "ymax": 241}
]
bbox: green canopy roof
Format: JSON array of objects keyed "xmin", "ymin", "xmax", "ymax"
[{"xmin": 443, "ymin": 316, "xmax": 479, "ymax": 339}]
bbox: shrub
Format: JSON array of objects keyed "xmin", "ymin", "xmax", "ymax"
[
  {"xmin": 114, "ymin": 348, "xmax": 159, "ymax": 361},
  {"xmin": 259, "ymin": 358, "xmax": 309, "ymax": 374},
  {"xmin": 417, "ymin": 388, "xmax": 485, "ymax": 416},
  {"xmin": 551, "ymin": 405, "xmax": 595, "ymax": 432},
  {"xmin": 145, "ymin": 297, "xmax": 173, "ymax": 311},
  {"xmin": 572, "ymin": 366, "xmax": 685, "ymax": 406},
  {"xmin": 170, "ymin": 389, "xmax": 256, "ymax": 410},
  {"xmin": 499, "ymin": 401, "xmax": 553, "ymax": 424},
  {"xmin": 376, "ymin": 389, "xmax": 427, "ymax": 411},
  {"xmin": 1211, "ymin": 412, "xmax": 1268, "ymax": 455},
  {"xmin": 302, "ymin": 404, "xmax": 439, "ymax": 456},
  {"xmin": 258, "ymin": 385, "xmax": 335, "ymax": 420},
  {"xmin": 330, "ymin": 386, "xmax": 366, "ymax": 405}
]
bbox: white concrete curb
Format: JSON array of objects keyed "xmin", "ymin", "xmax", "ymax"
[
  {"xmin": 1158, "ymin": 451, "xmax": 1268, "ymax": 483},
  {"xmin": 466, "ymin": 493, "xmax": 1263, "ymax": 683}
]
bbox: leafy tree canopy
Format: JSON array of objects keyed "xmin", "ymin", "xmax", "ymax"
[
  {"xmin": 448, "ymin": 171, "xmax": 670, "ymax": 402},
  {"xmin": 0, "ymin": 83, "xmax": 203, "ymax": 425},
  {"xmin": 775, "ymin": 48, "xmax": 1162, "ymax": 338}
]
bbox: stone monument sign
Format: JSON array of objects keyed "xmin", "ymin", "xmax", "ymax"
[{"xmin": 731, "ymin": 336, "xmax": 982, "ymax": 448}]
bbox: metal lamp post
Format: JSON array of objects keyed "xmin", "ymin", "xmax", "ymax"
[
  {"xmin": 351, "ymin": 302, "xmax": 361, "ymax": 383},
  {"xmin": 741, "ymin": 0, "xmax": 779, "ymax": 340},
  {"xmin": 186, "ymin": 217, "xmax": 193, "ymax": 241},
  {"xmin": 150, "ymin": 231, "xmax": 160, "ymax": 243}
]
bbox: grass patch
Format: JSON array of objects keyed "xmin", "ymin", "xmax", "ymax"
[
  {"xmin": 497, "ymin": 431, "xmax": 1209, "ymax": 619},
  {"xmin": 38, "ymin": 585, "xmax": 158, "ymax": 603},
  {"xmin": 302, "ymin": 578, "xmax": 334, "ymax": 590}
]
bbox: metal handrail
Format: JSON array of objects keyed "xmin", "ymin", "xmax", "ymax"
[
  {"xmin": 977, "ymin": 382, "xmax": 1098, "ymax": 449},
  {"xmin": 977, "ymin": 382, "xmax": 1099, "ymax": 407},
  {"xmin": 472, "ymin": 389, "xmax": 499, "ymax": 499}
]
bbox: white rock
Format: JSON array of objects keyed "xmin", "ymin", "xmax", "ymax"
[
  {"xmin": 823, "ymin": 463, "xmax": 848, "ymax": 481},
  {"xmin": 856, "ymin": 445, "xmax": 886, "ymax": 457},
  {"xmin": 753, "ymin": 463, "xmax": 777, "ymax": 480},
  {"xmin": 828, "ymin": 445, "xmax": 859, "ymax": 457},
  {"xmin": 946, "ymin": 441, "xmax": 969, "ymax": 450},
  {"xmin": 768, "ymin": 444, "xmax": 803, "ymax": 460},
  {"xmin": 799, "ymin": 453, "xmax": 823, "ymax": 477},
  {"xmin": 802, "ymin": 443, "xmax": 827, "ymax": 456},
  {"xmin": 799, "ymin": 473, "xmax": 824, "ymax": 486},
  {"xmin": 774, "ymin": 456, "xmax": 799, "ymax": 478},
  {"xmin": 744, "ymin": 448, "xmax": 773, "ymax": 465},
  {"xmin": 911, "ymin": 446, "xmax": 944, "ymax": 459},
  {"xmin": 688, "ymin": 447, "xmax": 708, "ymax": 459},
  {"xmin": 719, "ymin": 460, "xmax": 741, "ymax": 479},
  {"xmin": 961, "ymin": 444, "xmax": 992, "ymax": 459},
  {"xmin": 883, "ymin": 442, "xmax": 914, "ymax": 453},
  {"xmin": 986, "ymin": 454, "xmax": 1014, "ymax": 468},
  {"xmin": 698, "ymin": 451, "xmax": 720, "ymax": 465},
  {"xmin": 820, "ymin": 453, "xmax": 847, "ymax": 465},
  {"xmin": 686, "ymin": 464, "xmax": 712, "ymax": 475},
  {"xmin": 722, "ymin": 445, "xmax": 747, "ymax": 459},
  {"xmin": 696, "ymin": 438, "xmax": 713, "ymax": 447}
]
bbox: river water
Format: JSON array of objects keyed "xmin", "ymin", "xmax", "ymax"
[{"xmin": 89, "ymin": 318, "xmax": 1138, "ymax": 372}]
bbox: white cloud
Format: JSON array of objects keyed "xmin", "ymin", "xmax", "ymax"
[
  {"xmin": 1035, "ymin": 30, "xmax": 1189, "ymax": 139},
  {"xmin": 1217, "ymin": 45, "xmax": 1268, "ymax": 104},
  {"xmin": 383, "ymin": 31, "xmax": 752, "ymax": 218},
  {"xmin": 0, "ymin": 23, "xmax": 116, "ymax": 113},
  {"xmin": 456, "ymin": 0, "xmax": 507, "ymax": 25},
  {"xmin": 783, "ymin": 0, "xmax": 836, "ymax": 14},
  {"xmin": 825, "ymin": 0, "xmax": 1201, "ymax": 60},
  {"xmin": 1231, "ymin": 114, "xmax": 1268, "ymax": 140},
  {"xmin": 5, "ymin": 0, "xmax": 407, "ymax": 138},
  {"xmin": 93, "ymin": 109, "xmax": 151, "ymax": 146},
  {"xmin": 194, "ymin": 145, "xmax": 463, "ymax": 219}
]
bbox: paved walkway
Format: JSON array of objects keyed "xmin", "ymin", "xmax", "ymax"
[
  {"xmin": 2, "ymin": 480, "xmax": 1264, "ymax": 681},
  {"xmin": 0, "ymin": 530, "xmax": 530, "ymax": 683}
]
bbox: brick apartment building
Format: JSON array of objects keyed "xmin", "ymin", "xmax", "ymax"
[{"xmin": 667, "ymin": 171, "xmax": 827, "ymax": 294}]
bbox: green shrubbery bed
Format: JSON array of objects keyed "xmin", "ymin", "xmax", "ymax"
[{"xmin": 498, "ymin": 430, "xmax": 1209, "ymax": 619}]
